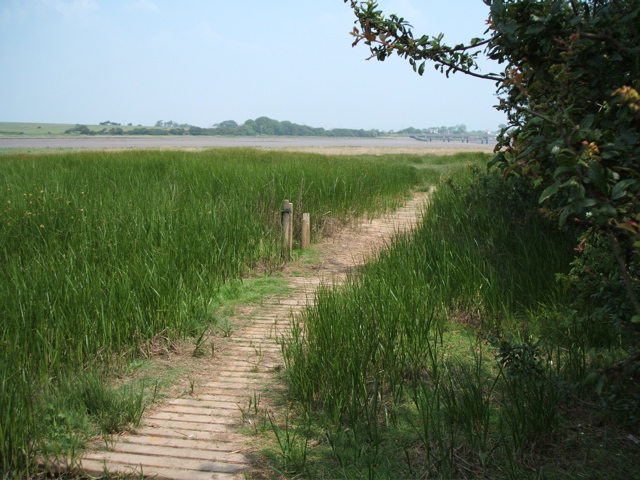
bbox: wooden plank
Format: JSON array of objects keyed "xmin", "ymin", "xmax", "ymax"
[
  {"xmin": 215, "ymin": 371, "xmax": 268, "ymax": 378},
  {"xmin": 184, "ymin": 393, "xmax": 250, "ymax": 402},
  {"xmin": 200, "ymin": 380, "xmax": 266, "ymax": 389},
  {"xmin": 78, "ymin": 458, "xmax": 243, "ymax": 480},
  {"xmin": 147, "ymin": 411, "xmax": 238, "ymax": 425},
  {"xmin": 199, "ymin": 360, "xmax": 266, "ymax": 369},
  {"xmin": 131, "ymin": 427, "xmax": 243, "ymax": 443},
  {"xmin": 81, "ymin": 451, "xmax": 244, "ymax": 474},
  {"xmin": 168, "ymin": 399, "xmax": 240, "ymax": 410},
  {"xmin": 162, "ymin": 404, "xmax": 240, "ymax": 416},
  {"xmin": 142, "ymin": 419, "xmax": 232, "ymax": 433},
  {"xmin": 117, "ymin": 434, "xmax": 248, "ymax": 455},
  {"xmin": 226, "ymin": 336, "xmax": 278, "ymax": 342},
  {"xmin": 112, "ymin": 442, "xmax": 248, "ymax": 464},
  {"xmin": 221, "ymin": 347, "xmax": 280, "ymax": 355}
]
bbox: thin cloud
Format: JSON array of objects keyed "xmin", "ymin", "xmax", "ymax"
[
  {"xmin": 124, "ymin": 0, "xmax": 160, "ymax": 14},
  {"xmin": 42, "ymin": 0, "xmax": 99, "ymax": 17},
  {"xmin": 192, "ymin": 21, "xmax": 224, "ymax": 43}
]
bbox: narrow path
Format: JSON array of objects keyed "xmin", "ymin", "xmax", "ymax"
[{"xmin": 77, "ymin": 193, "xmax": 429, "ymax": 480}]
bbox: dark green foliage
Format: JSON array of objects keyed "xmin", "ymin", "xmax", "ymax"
[
  {"xmin": 64, "ymin": 124, "xmax": 94, "ymax": 135},
  {"xmin": 493, "ymin": 336, "xmax": 547, "ymax": 383},
  {"xmin": 216, "ymin": 120, "xmax": 238, "ymax": 128},
  {"xmin": 202, "ymin": 117, "xmax": 380, "ymax": 137},
  {"xmin": 560, "ymin": 232, "xmax": 640, "ymax": 347},
  {"xmin": 345, "ymin": 0, "xmax": 640, "ymax": 420},
  {"xmin": 487, "ymin": 2, "xmax": 640, "ymax": 309}
]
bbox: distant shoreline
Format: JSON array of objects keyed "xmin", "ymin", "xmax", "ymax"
[{"xmin": 0, "ymin": 136, "xmax": 496, "ymax": 154}]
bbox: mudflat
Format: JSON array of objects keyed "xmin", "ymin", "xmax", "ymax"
[{"xmin": 0, "ymin": 135, "xmax": 496, "ymax": 154}]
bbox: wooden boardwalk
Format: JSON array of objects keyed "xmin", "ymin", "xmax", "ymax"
[{"xmin": 75, "ymin": 193, "xmax": 429, "ymax": 480}]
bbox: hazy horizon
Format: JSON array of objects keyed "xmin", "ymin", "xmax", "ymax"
[
  {"xmin": 1, "ymin": 1, "xmax": 507, "ymax": 132},
  {"xmin": 0, "ymin": 117, "xmax": 499, "ymax": 133}
]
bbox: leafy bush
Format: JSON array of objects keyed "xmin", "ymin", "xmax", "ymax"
[{"xmin": 345, "ymin": 0, "xmax": 640, "ymax": 427}]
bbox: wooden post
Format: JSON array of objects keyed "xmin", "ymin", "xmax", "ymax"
[
  {"xmin": 301, "ymin": 213, "xmax": 310, "ymax": 250},
  {"xmin": 281, "ymin": 199, "xmax": 293, "ymax": 260},
  {"xmin": 288, "ymin": 201, "xmax": 294, "ymax": 254}
]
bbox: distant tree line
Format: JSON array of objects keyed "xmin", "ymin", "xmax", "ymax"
[
  {"xmin": 65, "ymin": 117, "xmax": 381, "ymax": 138},
  {"xmin": 205, "ymin": 117, "xmax": 380, "ymax": 137},
  {"xmin": 154, "ymin": 120, "xmax": 192, "ymax": 128},
  {"xmin": 65, "ymin": 124, "xmax": 182, "ymax": 136},
  {"xmin": 394, "ymin": 124, "xmax": 477, "ymax": 135}
]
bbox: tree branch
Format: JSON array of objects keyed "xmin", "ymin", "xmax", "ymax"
[{"xmin": 499, "ymin": 100, "xmax": 558, "ymax": 125}]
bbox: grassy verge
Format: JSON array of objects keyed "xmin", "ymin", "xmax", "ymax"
[
  {"xmin": 277, "ymin": 162, "xmax": 640, "ymax": 479},
  {"xmin": 0, "ymin": 148, "xmax": 420, "ymax": 477}
]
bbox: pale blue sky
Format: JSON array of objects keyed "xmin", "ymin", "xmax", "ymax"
[{"xmin": 0, "ymin": 0, "xmax": 506, "ymax": 131}]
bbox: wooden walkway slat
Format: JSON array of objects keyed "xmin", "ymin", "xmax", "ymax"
[
  {"xmin": 109, "ymin": 442, "xmax": 247, "ymax": 464},
  {"xmin": 116, "ymin": 434, "xmax": 247, "ymax": 454},
  {"xmin": 79, "ymin": 458, "xmax": 244, "ymax": 480}
]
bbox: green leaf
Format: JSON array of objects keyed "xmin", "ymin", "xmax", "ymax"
[
  {"xmin": 611, "ymin": 179, "xmax": 636, "ymax": 200},
  {"xmin": 539, "ymin": 181, "xmax": 560, "ymax": 203},
  {"xmin": 584, "ymin": 372, "xmax": 599, "ymax": 386},
  {"xmin": 586, "ymin": 161, "xmax": 608, "ymax": 193},
  {"xmin": 595, "ymin": 204, "xmax": 617, "ymax": 218},
  {"xmin": 631, "ymin": 315, "xmax": 640, "ymax": 324},
  {"xmin": 580, "ymin": 114, "xmax": 595, "ymax": 129},
  {"xmin": 491, "ymin": 0, "xmax": 505, "ymax": 17},
  {"xmin": 571, "ymin": 129, "xmax": 595, "ymax": 144},
  {"xmin": 601, "ymin": 149, "xmax": 620, "ymax": 160},
  {"xmin": 580, "ymin": 198, "xmax": 598, "ymax": 208},
  {"xmin": 554, "ymin": 165, "xmax": 579, "ymax": 177},
  {"xmin": 556, "ymin": 149, "xmax": 577, "ymax": 167},
  {"xmin": 620, "ymin": 128, "xmax": 639, "ymax": 145}
]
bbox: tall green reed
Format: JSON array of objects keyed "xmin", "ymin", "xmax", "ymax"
[
  {"xmin": 0, "ymin": 148, "xmax": 418, "ymax": 475},
  {"xmin": 282, "ymin": 162, "xmax": 580, "ymax": 478}
]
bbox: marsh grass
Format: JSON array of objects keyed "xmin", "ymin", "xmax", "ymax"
[
  {"xmin": 34, "ymin": 372, "xmax": 147, "ymax": 477},
  {"xmin": 0, "ymin": 147, "xmax": 418, "ymax": 476},
  {"xmin": 279, "ymin": 162, "xmax": 640, "ymax": 478}
]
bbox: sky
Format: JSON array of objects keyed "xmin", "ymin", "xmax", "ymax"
[{"xmin": 0, "ymin": 0, "xmax": 507, "ymax": 132}]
